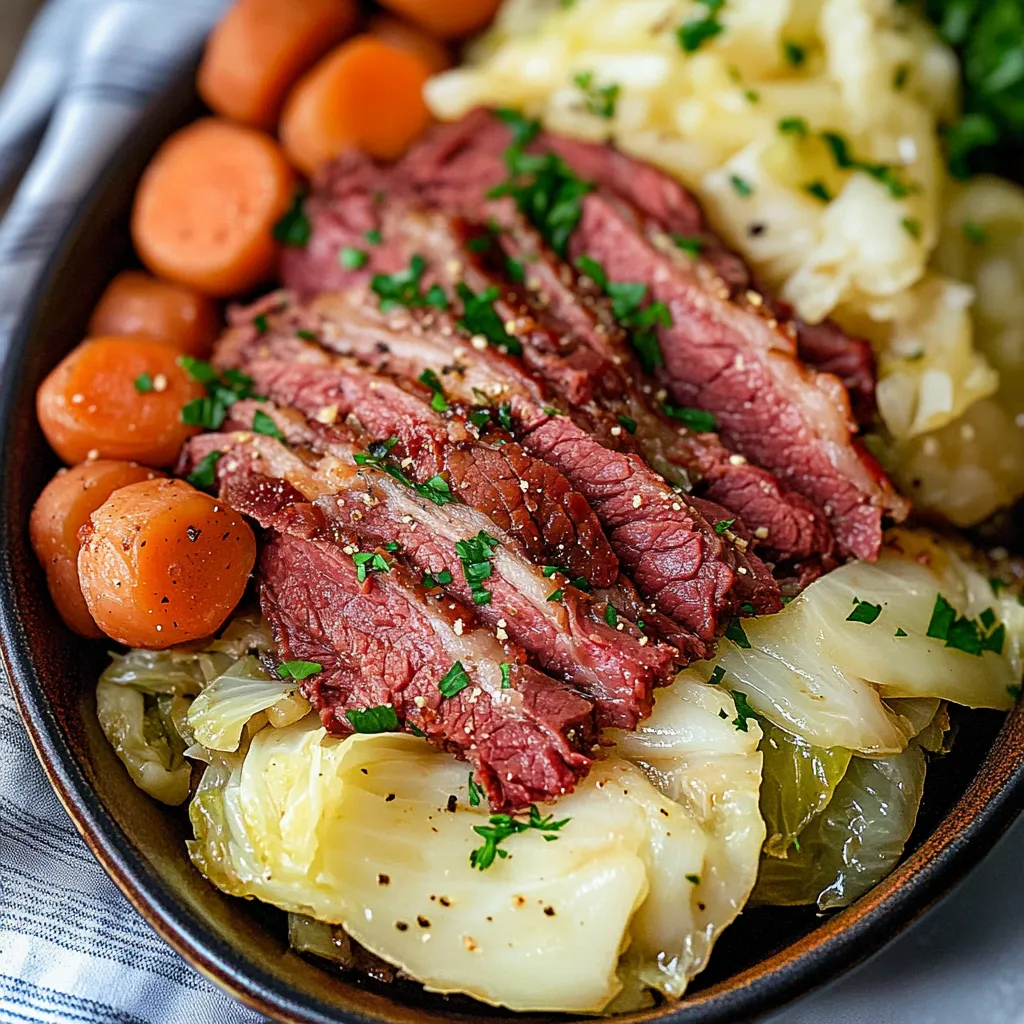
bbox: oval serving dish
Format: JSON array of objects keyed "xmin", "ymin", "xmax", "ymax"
[{"xmin": 3, "ymin": 65, "xmax": 1024, "ymax": 1024}]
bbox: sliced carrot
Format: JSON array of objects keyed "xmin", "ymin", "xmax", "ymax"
[
  {"xmin": 368, "ymin": 13, "xmax": 453, "ymax": 74},
  {"xmin": 376, "ymin": 0, "xmax": 502, "ymax": 39},
  {"xmin": 280, "ymin": 35, "xmax": 433, "ymax": 174},
  {"xmin": 131, "ymin": 118, "xmax": 295, "ymax": 297},
  {"xmin": 36, "ymin": 336, "xmax": 205, "ymax": 467},
  {"xmin": 197, "ymin": 0, "xmax": 358, "ymax": 130},
  {"xmin": 79, "ymin": 478, "xmax": 256, "ymax": 648},
  {"xmin": 88, "ymin": 271, "xmax": 221, "ymax": 357},
  {"xmin": 30, "ymin": 461, "xmax": 166, "ymax": 637}
]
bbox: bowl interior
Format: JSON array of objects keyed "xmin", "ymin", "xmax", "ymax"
[{"xmin": 3, "ymin": 68, "xmax": 1024, "ymax": 1024}]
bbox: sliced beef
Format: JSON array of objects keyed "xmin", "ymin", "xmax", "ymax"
[
  {"xmin": 260, "ymin": 531, "xmax": 595, "ymax": 810},
  {"xmin": 182, "ymin": 418, "xmax": 680, "ymax": 729}
]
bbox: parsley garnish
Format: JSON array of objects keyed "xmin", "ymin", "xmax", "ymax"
[
  {"xmin": 779, "ymin": 116, "xmax": 809, "ymax": 138},
  {"xmin": 252, "ymin": 409, "xmax": 284, "ymax": 440},
  {"xmin": 715, "ymin": 518, "xmax": 736, "ymax": 535},
  {"xmin": 469, "ymin": 804, "xmax": 570, "ymax": 870},
  {"xmin": 134, "ymin": 372, "xmax": 154, "ymax": 393},
  {"xmin": 1009, "ymin": 684, "xmax": 1022, "ymax": 701},
  {"xmin": 902, "ymin": 217, "xmax": 923, "ymax": 239},
  {"xmin": 497, "ymin": 403, "xmax": 513, "ymax": 431},
  {"xmin": 456, "ymin": 282, "xmax": 522, "ymax": 355},
  {"xmin": 500, "ymin": 663, "xmax": 512, "ymax": 689},
  {"xmin": 926, "ymin": 592, "xmax": 1005, "ymax": 656},
  {"xmin": 678, "ymin": 0, "xmax": 726, "ymax": 53},
  {"xmin": 296, "ymin": 329, "xmax": 317, "ymax": 341},
  {"xmin": 686, "ymin": 873, "xmax": 701, "ymax": 884},
  {"xmin": 354, "ymin": 437, "xmax": 457, "ymax": 505},
  {"xmin": 253, "ymin": 314, "xmax": 268, "ymax": 334},
  {"xmin": 422, "ymin": 569, "xmax": 453, "ymax": 588},
  {"xmin": 725, "ymin": 619, "xmax": 751, "ymax": 649},
  {"xmin": 894, "ymin": 62, "xmax": 910, "ymax": 91},
  {"xmin": 617, "ymin": 414, "xmax": 637, "ymax": 434},
  {"xmin": 340, "ymin": 247, "xmax": 368, "ymax": 270},
  {"xmin": 506, "ymin": 256, "xmax": 525, "ymax": 284},
  {"xmin": 455, "ymin": 531, "xmax": 500, "ymax": 606},
  {"xmin": 846, "ymin": 597, "xmax": 882, "ymax": 624},
  {"xmin": 547, "ymin": 589, "xmax": 565, "ymax": 603},
  {"xmin": 783, "ymin": 40, "xmax": 806, "ymax": 67},
  {"xmin": 179, "ymin": 357, "xmax": 258, "ymax": 430},
  {"xmin": 418, "ymin": 368, "xmax": 449, "ymax": 413},
  {"xmin": 346, "ymin": 705, "xmax": 399, "ymax": 733},
  {"xmin": 730, "ymin": 690, "xmax": 757, "ymax": 732},
  {"xmin": 352, "ymin": 550, "xmax": 391, "ymax": 583},
  {"xmin": 708, "ymin": 665, "xmax": 726, "ymax": 687},
  {"xmin": 365, "ymin": 228, "xmax": 382, "ymax": 245},
  {"xmin": 468, "ymin": 772, "xmax": 483, "ymax": 807},
  {"xmin": 273, "ymin": 189, "xmax": 311, "ymax": 247},
  {"xmin": 573, "ymin": 69, "xmax": 620, "ymax": 119},
  {"xmin": 804, "ymin": 180, "xmax": 833, "ymax": 202},
  {"xmin": 371, "ymin": 255, "xmax": 449, "ymax": 312},
  {"xmin": 604, "ymin": 603, "xmax": 618, "ymax": 627},
  {"xmin": 277, "ymin": 660, "xmax": 322, "ymax": 680},
  {"xmin": 662, "ymin": 403, "xmax": 717, "ymax": 432},
  {"xmin": 488, "ymin": 111, "xmax": 594, "ymax": 257},
  {"xmin": 186, "ymin": 450, "xmax": 221, "ymax": 489},
  {"xmin": 963, "ymin": 220, "xmax": 988, "ymax": 245},
  {"xmin": 672, "ymin": 234, "xmax": 705, "ymax": 257},
  {"xmin": 439, "ymin": 661, "xmax": 471, "ymax": 699},
  {"xmin": 895, "ymin": 627, "xmax": 908, "ymax": 638},
  {"xmin": 821, "ymin": 131, "xmax": 917, "ymax": 198},
  {"xmin": 729, "ymin": 174, "xmax": 753, "ymax": 197}
]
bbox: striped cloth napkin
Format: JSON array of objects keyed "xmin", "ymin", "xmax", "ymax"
[
  {"xmin": 2, "ymin": 4, "xmax": 1024, "ymax": 1024},
  {"xmin": 0, "ymin": 2, "xmax": 265, "ymax": 1021}
]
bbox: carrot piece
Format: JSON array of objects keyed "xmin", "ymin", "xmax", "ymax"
[
  {"xmin": 376, "ymin": 0, "xmax": 502, "ymax": 39},
  {"xmin": 280, "ymin": 35, "xmax": 433, "ymax": 174},
  {"xmin": 197, "ymin": 0, "xmax": 358, "ymax": 131},
  {"xmin": 131, "ymin": 118, "xmax": 295, "ymax": 297},
  {"xmin": 78, "ymin": 478, "xmax": 256, "ymax": 648},
  {"xmin": 36, "ymin": 336, "xmax": 205, "ymax": 467},
  {"xmin": 368, "ymin": 13, "xmax": 453, "ymax": 74},
  {"xmin": 30, "ymin": 461, "xmax": 166, "ymax": 637},
  {"xmin": 88, "ymin": 271, "xmax": 221, "ymax": 357}
]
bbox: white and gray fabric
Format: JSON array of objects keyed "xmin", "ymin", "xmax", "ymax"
[{"xmin": 2, "ymin": 3, "xmax": 1024, "ymax": 1023}]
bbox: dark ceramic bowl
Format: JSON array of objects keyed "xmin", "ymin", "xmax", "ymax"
[{"xmin": 3, "ymin": 65, "xmax": 1024, "ymax": 1024}]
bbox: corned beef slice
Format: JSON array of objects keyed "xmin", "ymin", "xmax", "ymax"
[
  {"xmin": 377, "ymin": 111, "xmax": 905, "ymax": 560},
  {"xmin": 260, "ymin": 532, "xmax": 594, "ymax": 810},
  {"xmin": 183, "ymin": 419, "xmax": 677, "ymax": 729}
]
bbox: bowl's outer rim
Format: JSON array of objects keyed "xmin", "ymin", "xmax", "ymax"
[{"xmin": 2, "ymin": 63, "xmax": 1024, "ymax": 1024}]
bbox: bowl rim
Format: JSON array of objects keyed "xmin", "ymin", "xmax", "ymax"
[{"xmin": 3, "ymin": 66, "xmax": 1024, "ymax": 1024}]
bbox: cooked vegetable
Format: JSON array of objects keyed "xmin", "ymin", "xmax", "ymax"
[
  {"xmin": 131, "ymin": 118, "xmax": 295, "ymax": 296},
  {"xmin": 29, "ymin": 460, "xmax": 165, "ymax": 636},
  {"xmin": 197, "ymin": 0, "xmax": 358, "ymax": 130},
  {"xmin": 88, "ymin": 271, "xmax": 220, "ymax": 357},
  {"xmin": 376, "ymin": 0, "xmax": 502, "ymax": 40},
  {"xmin": 78, "ymin": 478, "xmax": 256, "ymax": 648},
  {"xmin": 368, "ymin": 13, "xmax": 454, "ymax": 74},
  {"xmin": 36, "ymin": 337, "xmax": 205, "ymax": 466},
  {"xmin": 279, "ymin": 35, "xmax": 433, "ymax": 174},
  {"xmin": 752, "ymin": 742, "xmax": 927, "ymax": 910},
  {"xmin": 186, "ymin": 655, "xmax": 299, "ymax": 752}
]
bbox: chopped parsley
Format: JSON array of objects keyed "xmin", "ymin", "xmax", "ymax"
[
  {"xmin": 783, "ymin": 40, "xmax": 806, "ymax": 67},
  {"xmin": 352, "ymin": 550, "xmax": 391, "ymax": 583},
  {"xmin": 730, "ymin": 690, "xmax": 757, "ymax": 732},
  {"xmin": 963, "ymin": 220, "xmax": 988, "ymax": 245},
  {"xmin": 296, "ymin": 329, "xmax": 317, "ymax": 341},
  {"xmin": 715, "ymin": 518, "xmax": 736, "ymax": 535},
  {"xmin": 439, "ymin": 661, "xmax": 471, "ymax": 699},
  {"xmin": 497, "ymin": 403, "xmax": 514, "ymax": 431},
  {"xmin": 1009, "ymin": 684, "xmax": 1022, "ymax": 701},
  {"xmin": 272, "ymin": 189, "xmax": 311, "ymax": 247},
  {"xmin": 179, "ymin": 357, "xmax": 258, "ymax": 430},
  {"xmin": 488, "ymin": 110, "xmax": 594, "ymax": 257},
  {"xmin": 677, "ymin": 0, "xmax": 726, "ymax": 54},
  {"xmin": 371, "ymin": 255, "xmax": 449, "ymax": 312},
  {"xmin": 418, "ymin": 368, "xmax": 449, "ymax": 413},
  {"xmin": 456, "ymin": 282, "xmax": 522, "ymax": 356},
  {"xmin": 470, "ymin": 804, "xmax": 570, "ymax": 870},
  {"xmin": 846, "ymin": 597, "xmax": 882, "ymax": 624},
  {"xmin": 422, "ymin": 569, "xmax": 453, "ymax": 588},
  {"xmin": 804, "ymin": 180, "xmax": 833, "ymax": 203},
  {"xmin": 365, "ymin": 228, "xmax": 383, "ymax": 246},
  {"xmin": 672, "ymin": 234, "xmax": 706, "ymax": 257},
  {"xmin": 573, "ymin": 69, "xmax": 620, "ymax": 119},
  {"xmin": 455, "ymin": 531, "xmax": 500, "ymax": 606},
  {"xmin": 252, "ymin": 409, "xmax": 284, "ymax": 440},
  {"xmin": 729, "ymin": 174, "xmax": 753, "ymax": 197},
  {"xmin": 186, "ymin": 450, "xmax": 222, "ymax": 489},
  {"xmin": 821, "ymin": 131, "xmax": 917, "ymax": 198},
  {"xmin": 345, "ymin": 705, "xmax": 399, "ymax": 733},
  {"xmin": 708, "ymin": 665, "xmax": 726, "ymax": 687},
  {"xmin": 894, "ymin": 62, "xmax": 910, "ymax": 91},
  {"xmin": 616, "ymin": 414, "xmax": 637, "ymax": 434},
  {"xmin": 895, "ymin": 627, "xmax": 909, "ymax": 638},
  {"xmin": 604, "ymin": 603, "xmax": 618, "ymax": 627},
  {"xmin": 779, "ymin": 116, "xmax": 809, "ymax": 138},
  {"xmin": 353, "ymin": 437, "xmax": 456, "ymax": 506},
  {"xmin": 902, "ymin": 217, "xmax": 923, "ymax": 240},
  {"xmin": 253, "ymin": 314, "xmax": 268, "ymax": 334},
  {"xmin": 547, "ymin": 589, "xmax": 565, "ymax": 603},
  {"xmin": 468, "ymin": 772, "xmax": 483, "ymax": 807},
  {"xmin": 662, "ymin": 403, "xmax": 717, "ymax": 433},
  {"xmin": 339, "ymin": 246, "xmax": 368, "ymax": 270},
  {"xmin": 725, "ymin": 619, "xmax": 751, "ymax": 649},
  {"xmin": 134, "ymin": 372, "xmax": 154, "ymax": 393},
  {"xmin": 686, "ymin": 873, "xmax": 701, "ymax": 884},
  {"xmin": 277, "ymin": 660, "xmax": 322, "ymax": 681},
  {"xmin": 500, "ymin": 663, "xmax": 512, "ymax": 689},
  {"xmin": 505, "ymin": 256, "xmax": 526, "ymax": 284},
  {"xmin": 926, "ymin": 592, "xmax": 1006, "ymax": 656}
]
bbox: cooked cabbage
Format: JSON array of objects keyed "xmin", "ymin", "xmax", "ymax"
[
  {"xmin": 188, "ymin": 681, "xmax": 765, "ymax": 1013},
  {"xmin": 752, "ymin": 741, "xmax": 927, "ymax": 910},
  {"xmin": 185, "ymin": 655, "xmax": 299, "ymax": 752}
]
